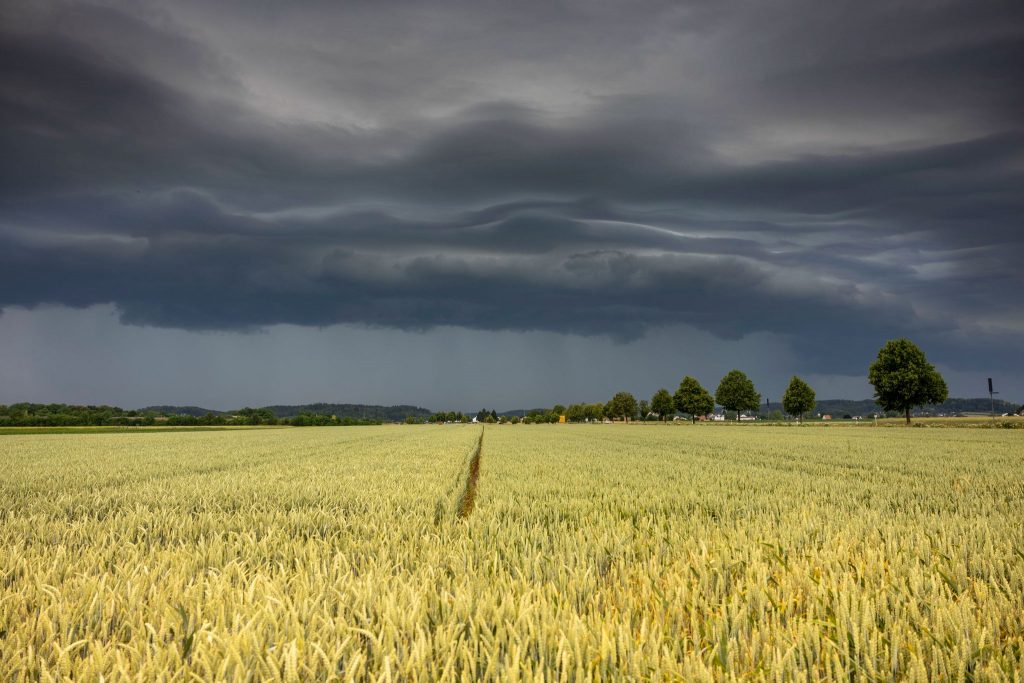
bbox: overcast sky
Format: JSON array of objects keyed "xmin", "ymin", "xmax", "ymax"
[{"xmin": 2, "ymin": 0, "xmax": 1022, "ymax": 410}]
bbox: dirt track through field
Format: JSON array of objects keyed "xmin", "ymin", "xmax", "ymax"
[{"xmin": 455, "ymin": 429, "xmax": 483, "ymax": 519}]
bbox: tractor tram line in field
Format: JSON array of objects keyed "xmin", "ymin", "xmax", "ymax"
[
  {"xmin": 455, "ymin": 428, "xmax": 484, "ymax": 519},
  {"xmin": 433, "ymin": 427, "xmax": 485, "ymax": 525}
]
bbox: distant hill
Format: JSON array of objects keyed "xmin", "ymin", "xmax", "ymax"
[
  {"xmin": 142, "ymin": 405, "xmax": 225, "ymax": 417},
  {"xmin": 917, "ymin": 397, "xmax": 1019, "ymax": 415},
  {"xmin": 141, "ymin": 403, "xmax": 432, "ymax": 421},
  {"xmin": 260, "ymin": 403, "xmax": 431, "ymax": 421},
  {"xmin": 799, "ymin": 397, "xmax": 1019, "ymax": 417}
]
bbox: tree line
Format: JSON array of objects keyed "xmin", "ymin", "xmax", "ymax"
[
  {"xmin": 636, "ymin": 339, "xmax": 947, "ymax": 424},
  {"xmin": 0, "ymin": 404, "xmax": 380, "ymax": 427},
  {"xmin": 428, "ymin": 338, "xmax": 954, "ymax": 426},
  {"xmin": 668, "ymin": 339, "xmax": 947, "ymax": 424}
]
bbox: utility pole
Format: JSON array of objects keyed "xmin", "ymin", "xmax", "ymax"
[{"xmin": 988, "ymin": 378, "xmax": 998, "ymax": 421}]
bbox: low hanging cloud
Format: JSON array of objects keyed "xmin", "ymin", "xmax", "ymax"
[{"xmin": 1, "ymin": 0, "xmax": 1022, "ymax": 378}]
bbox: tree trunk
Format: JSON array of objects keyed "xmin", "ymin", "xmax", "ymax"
[{"xmin": 905, "ymin": 408, "xmax": 911, "ymax": 425}]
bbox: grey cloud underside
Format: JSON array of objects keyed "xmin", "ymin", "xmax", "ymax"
[{"xmin": 2, "ymin": 0, "xmax": 1023, "ymax": 374}]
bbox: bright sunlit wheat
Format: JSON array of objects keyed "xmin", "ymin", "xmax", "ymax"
[{"xmin": 1, "ymin": 425, "xmax": 1021, "ymax": 680}]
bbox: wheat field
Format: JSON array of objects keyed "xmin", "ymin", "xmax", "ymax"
[{"xmin": 1, "ymin": 425, "xmax": 1021, "ymax": 681}]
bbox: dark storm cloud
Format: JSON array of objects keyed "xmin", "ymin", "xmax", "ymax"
[{"xmin": 1, "ymin": 0, "xmax": 1023, "ymax": 375}]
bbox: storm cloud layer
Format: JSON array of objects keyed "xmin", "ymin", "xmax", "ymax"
[{"xmin": 2, "ymin": 0, "xmax": 1023, "ymax": 391}]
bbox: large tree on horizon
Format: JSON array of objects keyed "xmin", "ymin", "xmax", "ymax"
[
  {"xmin": 674, "ymin": 376, "xmax": 715, "ymax": 423},
  {"xmin": 715, "ymin": 370, "xmax": 761, "ymax": 420},
  {"xmin": 868, "ymin": 338, "xmax": 948, "ymax": 424},
  {"xmin": 782, "ymin": 375, "xmax": 816, "ymax": 423}
]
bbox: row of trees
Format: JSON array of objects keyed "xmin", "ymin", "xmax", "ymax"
[
  {"xmin": 0, "ymin": 403, "xmax": 236, "ymax": 427},
  {"xmin": 614, "ymin": 339, "xmax": 947, "ymax": 424},
  {"xmin": 437, "ymin": 406, "xmax": 566, "ymax": 424},
  {"xmin": 599, "ymin": 371, "xmax": 812, "ymax": 423},
  {"xmin": 164, "ymin": 409, "xmax": 382, "ymax": 427},
  {"xmin": 0, "ymin": 403, "xmax": 161, "ymax": 427},
  {"xmin": 597, "ymin": 370, "xmax": 791, "ymax": 423},
  {"xmin": 517, "ymin": 338, "xmax": 950, "ymax": 425},
  {"xmin": 429, "ymin": 411, "xmax": 471, "ymax": 424},
  {"xmin": 0, "ymin": 403, "xmax": 386, "ymax": 427}
]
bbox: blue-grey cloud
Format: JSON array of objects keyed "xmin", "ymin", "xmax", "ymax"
[{"xmin": 1, "ymin": 0, "xmax": 1022, "ymax": 384}]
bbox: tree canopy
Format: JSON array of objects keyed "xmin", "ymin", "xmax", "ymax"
[
  {"xmin": 715, "ymin": 370, "xmax": 761, "ymax": 420},
  {"xmin": 674, "ymin": 377, "xmax": 715, "ymax": 423},
  {"xmin": 650, "ymin": 388, "xmax": 675, "ymax": 421},
  {"xmin": 608, "ymin": 391, "xmax": 638, "ymax": 422},
  {"xmin": 782, "ymin": 375, "xmax": 816, "ymax": 422},
  {"xmin": 868, "ymin": 338, "xmax": 948, "ymax": 423}
]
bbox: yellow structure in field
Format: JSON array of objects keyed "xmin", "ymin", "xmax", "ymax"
[{"xmin": 558, "ymin": 414, "xmax": 566, "ymax": 423}]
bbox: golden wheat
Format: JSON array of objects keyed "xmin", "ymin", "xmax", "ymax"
[{"xmin": 1, "ymin": 425, "xmax": 1021, "ymax": 680}]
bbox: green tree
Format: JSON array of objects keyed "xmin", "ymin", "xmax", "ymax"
[
  {"xmin": 551, "ymin": 404, "xmax": 566, "ymax": 417},
  {"xmin": 715, "ymin": 370, "xmax": 761, "ymax": 421},
  {"xmin": 650, "ymin": 388, "xmax": 674, "ymax": 422},
  {"xmin": 608, "ymin": 391, "xmax": 638, "ymax": 422},
  {"xmin": 674, "ymin": 376, "xmax": 714, "ymax": 423},
  {"xmin": 868, "ymin": 338, "xmax": 948, "ymax": 424},
  {"xmin": 638, "ymin": 400, "xmax": 650, "ymax": 421},
  {"xmin": 236, "ymin": 407, "xmax": 278, "ymax": 425},
  {"xmin": 782, "ymin": 375, "xmax": 816, "ymax": 423}
]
